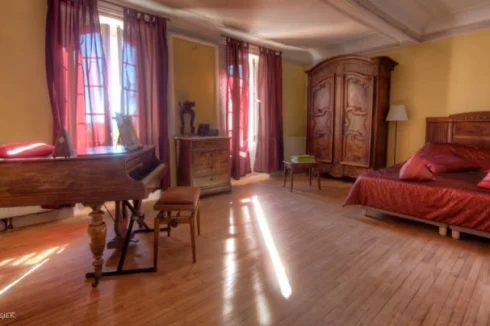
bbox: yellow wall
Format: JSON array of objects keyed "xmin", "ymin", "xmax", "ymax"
[
  {"xmin": 172, "ymin": 37, "xmax": 217, "ymax": 129},
  {"xmin": 0, "ymin": 0, "xmax": 307, "ymax": 183},
  {"xmin": 375, "ymin": 28, "xmax": 490, "ymax": 165},
  {"xmin": 282, "ymin": 62, "xmax": 308, "ymax": 137},
  {"xmin": 7, "ymin": 0, "xmax": 490, "ymax": 176},
  {"xmin": 0, "ymin": 0, "xmax": 52, "ymax": 143},
  {"xmin": 169, "ymin": 39, "xmax": 309, "ymax": 183},
  {"xmin": 170, "ymin": 36, "xmax": 217, "ymax": 185}
]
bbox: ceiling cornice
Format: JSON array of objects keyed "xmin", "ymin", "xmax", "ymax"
[
  {"xmin": 319, "ymin": 0, "xmax": 419, "ymax": 46},
  {"xmin": 423, "ymin": 18, "xmax": 490, "ymax": 42},
  {"xmin": 106, "ymin": 0, "xmax": 490, "ymax": 65},
  {"xmin": 323, "ymin": 0, "xmax": 490, "ymax": 59},
  {"xmin": 317, "ymin": 33, "xmax": 395, "ymax": 60},
  {"xmin": 112, "ymin": 0, "xmax": 314, "ymax": 65},
  {"xmin": 323, "ymin": 18, "xmax": 490, "ymax": 59},
  {"xmin": 348, "ymin": 0, "xmax": 422, "ymax": 40}
]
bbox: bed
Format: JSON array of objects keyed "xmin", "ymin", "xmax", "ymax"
[{"xmin": 344, "ymin": 111, "xmax": 490, "ymax": 240}]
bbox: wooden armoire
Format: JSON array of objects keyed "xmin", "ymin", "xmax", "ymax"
[{"xmin": 306, "ymin": 54, "xmax": 397, "ymax": 178}]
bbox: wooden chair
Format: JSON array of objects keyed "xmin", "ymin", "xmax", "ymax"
[{"xmin": 153, "ymin": 187, "xmax": 201, "ymax": 268}]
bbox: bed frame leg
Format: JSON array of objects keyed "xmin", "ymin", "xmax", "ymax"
[
  {"xmin": 438, "ymin": 226, "xmax": 447, "ymax": 236},
  {"xmin": 451, "ymin": 230, "xmax": 460, "ymax": 240}
]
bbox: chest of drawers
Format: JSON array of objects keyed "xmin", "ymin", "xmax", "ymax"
[{"xmin": 175, "ymin": 136, "xmax": 231, "ymax": 196}]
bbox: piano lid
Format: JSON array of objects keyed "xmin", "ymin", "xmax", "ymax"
[{"xmin": 0, "ymin": 145, "xmax": 163, "ymax": 207}]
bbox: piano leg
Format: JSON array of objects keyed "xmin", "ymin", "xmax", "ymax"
[
  {"xmin": 86, "ymin": 200, "xmax": 159, "ymax": 285},
  {"xmin": 87, "ymin": 205, "xmax": 107, "ymax": 288}
]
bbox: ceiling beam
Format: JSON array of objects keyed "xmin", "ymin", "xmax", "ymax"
[{"xmin": 320, "ymin": 0, "xmax": 420, "ymax": 46}]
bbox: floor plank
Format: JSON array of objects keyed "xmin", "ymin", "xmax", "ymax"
[{"xmin": 0, "ymin": 175, "xmax": 489, "ymax": 325}]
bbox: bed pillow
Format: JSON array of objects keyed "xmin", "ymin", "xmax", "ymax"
[
  {"xmin": 399, "ymin": 155, "xmax": 434, "ymax": 181},
  {"xmin": 478, "ymin": 173, "xmax": 490, "ymax": 189},
  {"xmin": 423, "ymin": 152, "xmax": 478, "ymax": 173},
  {"xmin": 0, "ymin": 142, "xmax": 54, "ymax": 158}
]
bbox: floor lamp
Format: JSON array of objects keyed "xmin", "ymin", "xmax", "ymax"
[{"xmin": 386, "ymin": 104, "xmax": 408, "ymax": 165}]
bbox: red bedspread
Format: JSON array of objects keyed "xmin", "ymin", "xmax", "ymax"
[{"xmin": 343, "ymin": 165, "xmax": 490, "ymax": 233}]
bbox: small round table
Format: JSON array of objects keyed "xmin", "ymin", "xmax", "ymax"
[{"xmin": 283, "ymin": 160, "xmax": 322, "ymax": 192}]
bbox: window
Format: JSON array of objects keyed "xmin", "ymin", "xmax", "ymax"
[
  {"xmin": 74, "ymin": 31, "xmax": 109, "ymax": 149},
  {"xmin": 79, "ymin": 33, "xmax": 106, "ymax": 125},
  {"xmin": 98, "ymin": 15, "xmax": 124, "ymax": 145},
  {"xmin": 226, "ymin": 54, "xmax": 260, "ymax": 169},
  {"xmin": 226, "ymin": 64, "xmax": 243, "ymax": 144},
  {"xmin": 248, "ymin": 53, "xmax": 259, "ymax": 170}
]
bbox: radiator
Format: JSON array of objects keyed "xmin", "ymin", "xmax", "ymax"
[
  {"xmin": 0, "ymin": 206, "xmax": 50, "ymax": 219},
  {"xmin": 0, "ymin": 206, "xmax": 73, "ymax": 231}
]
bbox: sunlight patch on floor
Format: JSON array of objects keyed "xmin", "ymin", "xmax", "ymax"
[
  {"xmin": 0, "ymin": 258, "xmax": 50, "ymax": 296},
  {"xmin": 0, "ymin": 245, "xmax": 68, "ymax": 296},
  {"xmin": 251, "ymin": 196, "xmax": 292, "ymax": 299},
  {"xmin": 222, "ymin": 206, "xmax": 237, "ymax": 317}
]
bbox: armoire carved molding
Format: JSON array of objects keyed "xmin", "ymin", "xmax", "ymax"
[{"xmin": 306, "ymin": 54, "xmax": 397, "ymax": 178}]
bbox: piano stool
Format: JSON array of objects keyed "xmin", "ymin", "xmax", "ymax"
[{"xmin": 153, "ymin": 186, "xmax": 201, "ymax": 267}]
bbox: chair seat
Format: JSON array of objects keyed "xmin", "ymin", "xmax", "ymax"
[{"xmin": 154, "ymin": 186, "xmax": 200, "ymax": 209}]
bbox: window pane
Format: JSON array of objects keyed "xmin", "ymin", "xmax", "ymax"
[
  {"xmin": 80, "ymin": 32, "xmax": 106, "ymax": 126},
  {"xmin": 122, "ymin": 44, "xmax": 138, "ymax": 118},
  {"xmin": 100, "ymin": 15, "xmax": 124, "ymax": 146}
]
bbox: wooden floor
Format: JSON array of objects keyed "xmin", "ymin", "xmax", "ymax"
[{"xmin": 1, "ymin": 175, "xmax": 490, "ymax": 325}]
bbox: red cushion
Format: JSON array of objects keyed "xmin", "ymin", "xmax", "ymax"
[
  {"xmin": 478, "ymin": 173, "xmax": 490, "ymax": 189},
  {"xmin": 423, "ymin": 152, "xmax": 478, "ymax": 173},
  {"xmin": 399, "ymin": 155, "xmax": 434, "ymax": 181},
  {"xmin": 0, "ymin": 142, "xmax": 54, "ymax": 158}
]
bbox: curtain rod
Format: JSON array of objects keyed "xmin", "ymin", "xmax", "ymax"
[
  {"xmin": 220, "ymin": 35, "xmax": 282, "ymax": 54},
  {"xmin": 99, "ymin": 0, "xmax": 170, "ymax": 21}
]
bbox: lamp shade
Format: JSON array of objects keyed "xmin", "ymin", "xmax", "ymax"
[{"xmin": 386, "ymin": 104, "xmax": 408, "ymax": 122}]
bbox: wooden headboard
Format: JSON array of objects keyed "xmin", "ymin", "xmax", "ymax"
[{"xmin": 426, "ymin": 111, "xmax": 490, "ymax": 147}]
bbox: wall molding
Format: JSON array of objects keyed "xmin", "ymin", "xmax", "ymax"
[
  {"xmin": 167, "ymin": 32, "xmax": 221, "ymax": 138},
  {"xmin": 346, "ymin": 19, "xmax": 490, "ymax": 57},
  {"xmin": 110, "ymin": 0, "xmax": 490, "ymax": 64},
  {"xmin": 320, "ymin": 0, "xmax": 418, "ymax": 45},
  {"xmin": 423, "ymin": 18, "xmax": 490, "ymax": 42}
]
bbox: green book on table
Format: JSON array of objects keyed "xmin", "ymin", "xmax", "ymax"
[{"xmin": 290, "ymin": 155, "xmax": 316, "ymax": 163}]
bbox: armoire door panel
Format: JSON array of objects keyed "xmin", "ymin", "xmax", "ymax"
[
  {"xmin": 340, "ymin": 73, "xmax": 374, "ymax": 168},
  {"xmin": 309, "ymin": 76, "xmax": 335, "ymax": 162}
]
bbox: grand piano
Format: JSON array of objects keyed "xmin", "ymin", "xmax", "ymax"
[{"xmin": 0, "ymin": 145, "xmax": 165, "ymax": 287}]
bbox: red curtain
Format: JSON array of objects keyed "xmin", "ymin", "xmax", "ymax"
[
  {"xmin": 122, "ymin": 9, "xmax": 170, "ymax": 189},
  {"xmin": 226, "ymin": 38, "xmax": 251, "ymax": 180},
  {"xmin": 46, "ymin": 0, "xmax": 111, "ymax": 153},
  {"xmin": 254, "ymin": 47, "xmax": 284, "ymax": 173}
]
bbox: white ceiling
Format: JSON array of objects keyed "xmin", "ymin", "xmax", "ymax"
[{"xmin": 118, "ymin": 0, "xmax": 490, "ymax": 64}]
